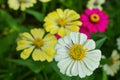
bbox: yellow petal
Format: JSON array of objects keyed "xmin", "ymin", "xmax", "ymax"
[
  {"xmin": 67, "ymin": 10, "xmax": 80, "ymax": 21},
  {"xmin": 58, "ymin": 27, "xmax": 66, "ymax": 37},
  {"xmin": 68, "ymin": 21, "xmax": 82, "ymax": 26},
  {"xmin": 20, "ymin": 46, "xmax": 34, "ymax": 59},
  {"xmin": 56, "ymin": 9, "xmax": 64, "ymax": 18},
  {"xmin": 32, "ymin": 49, "xmax": 46, "ymax": 61},
  {"xmin": 67, "ymin": 25, "xmax": 79, "ymax": 32},
  {"xmin": 44, "ymin": 53, "xmax": 54, "ymax": 62},
  {"xmin": 21, "ymin": 32, "xmax": 34, "ymax": 41},
  {"xmin": 31, "ymin": 28, "xmax": 45, "ymax": 39},
  {"xmin": 17, "ymin": 40, "xmax": 32, "ymax": 50}
]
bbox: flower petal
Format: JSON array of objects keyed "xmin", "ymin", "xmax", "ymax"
[
  {"xmin": 20, "ymin": 46, "xmax": 34, "ymax": 59},
  {"xmin": 79, "ymin": 33, "xmax": 87, "ymax": 44},
  {"xmin": 58, "ymin": 57, "xmax": 72, "ymax": 74},
  {"xmin": 84, "ymin": 40, "xmax": 95, "ymax": 51},
  {"xmin": 70, "ymin": 32, "xmax": 80, "ymax": 44},
  {"xmin": 31, "ymin": 28, "xmax": 45, "ymax": 39},
  {"xmin": 66, "ymin": 60, "xmax": 74, "ymax": 76},
  {"xmin": 71, "ymin": 61, "xmax": 78, "ymax": 76},
  {"xmin": 78, "ymin": 62, "xmax": 86, "ymax": 78}
]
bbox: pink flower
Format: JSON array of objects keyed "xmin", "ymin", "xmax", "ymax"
[
  {"xmin": 79, "ymin": 26, "xmax": 91, "ymax": 39},
  {"xmin": 55, "ymin": 34, "xmax": 61, "ymax": 39},
  {"xmin": 80, "ymin": 8, "xmax": 109, "ymax": 33}
]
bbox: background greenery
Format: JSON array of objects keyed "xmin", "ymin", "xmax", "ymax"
[{"xmin": 0, "ymin": 0, "xmax": 120, "ymax": 80}]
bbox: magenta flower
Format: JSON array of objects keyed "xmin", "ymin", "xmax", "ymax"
[
  {"xmin": 80, "ymin": 8, "xmax": 109, "ymax": 33},
  {"xmin": 79, "ymin": 27, "xmax": 91, "ymax": 39}
]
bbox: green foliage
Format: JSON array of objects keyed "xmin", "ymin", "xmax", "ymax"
[{"xmin": 0, "ymin": 0, "xmax": 120, "ymax": 80}]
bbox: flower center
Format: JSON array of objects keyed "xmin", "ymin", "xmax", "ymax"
[
  {"xmin": 70, "ymin": 44, "xmax": 87, "ymax": 60},
  {"xmin": 19, "ymin": 0, "xmax": 24, "ymax": 3},
  {"xmin": 33, "ymin": 38, "xmax": 44, "ymax": 47},
  {"xmin": 58, "ymin": 18, "xmax": 66, "ymax": 26},
  {"xmin": 90, "ymin": 13, "xmax": 100, "ymax": 23}
]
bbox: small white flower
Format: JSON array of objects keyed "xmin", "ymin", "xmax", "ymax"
[
  {"xmin": 39, "ymin": 0, "xmax": 51, "ymax": 3},
  {"xmin": 8, "ymin": 0, "xmax": 36, "ymax": 11},
  {"xmin": 87, "ymin": 0, "xmax": 105, "ymax": 10},
  {"xmin": 55, "ymin": 32, "xmax": 101, "ymax": 78},
  {"xmin": 117, "ymin": 37, "xmax": 120, "ymax": 50},
  {"xmin": 103, "ymin": 50, "xmax": 120, "ymax": 76}
]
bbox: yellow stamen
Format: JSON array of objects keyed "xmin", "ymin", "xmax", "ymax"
[
  {"xmin": 19, "ymin": 0, "xmax": 24, "ymax": 3},
  {"xmin": 70, "ymin": 44, "xmax": 87, "ymax": 60},
  {"xmin": 90, "ymin": 13, "xmax": 100, "ymax": 23},
  {"xmin": 33, "ymin": 38, "xmax": 44, "ymax": 47},
  {"xmin": 58, "ymin": 18, "xmax": 66, "ymax": 26}
]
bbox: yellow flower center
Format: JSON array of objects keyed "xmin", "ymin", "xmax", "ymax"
[
  {"xmin": 90, "ymin": 13, "xmax": 100, "ymax": 23},
  {"xmin": 58, "ymin": 18, "xmax": 66, "ymax": 26},
  {"xmin": 19, "ymin": 0, "xmax": 24, "ymax": 3},
  {"xmin": 33, "ymin": 38, "xmax": 44, "ymax": 47},
  {"xmin": 70, "ymin": 44, "xmax": 87, "ymax": 60}
]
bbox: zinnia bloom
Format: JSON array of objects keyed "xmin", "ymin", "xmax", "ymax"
[
  {"xmin": 55, "ymin": 32, "xmax": 101, "ymax": 78},
  {"xmin": 116, "ymin": 37, "xmax": 120, "ymax": 50},
  {"xmin": 8, "ymin": 0, "xmax": 36, "ymax": 11},
  {"xmin": 16, "ymin": 28, "xmax": 57, "ymax": 62},
  {"xmin": 39, "ymin": 0, "xmax": 51, "ymax": 3},
  {"xmin": 87, "ymin": 0, "xmax": 105, "ymax": 10},
  {"xmin": 44, "ymin": 8, "xmax": 82, "ymax": 37},
  {"xmin": 103, "ymin": 50, "xmax": 120, "ymax": 76},
  {"xmin": 80, "ymin": 8, "xmax": 109, "ymax": 33}
]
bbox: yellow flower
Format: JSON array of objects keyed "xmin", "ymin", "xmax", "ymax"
[
  {"xmin": 8, "ymin": 0, "xmax": 36, "ymax": 11},
  {"xmin": 39, "ymin": 0, "xmax": 51, "ymax": 3},
  {"xmin": 44, "ymin": 8, "xmax": 82, "ymax": 37},
  {"xmin": 16, "ymin": 28, "xmax": 57, "ymax": 62}
]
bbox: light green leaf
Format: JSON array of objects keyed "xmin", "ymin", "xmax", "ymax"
[
  {"xmin": 25, "ymin": 9, "xmax": 44, "ymax": 22},
  {"xmin": 8, "ymin": 59, "xmax": 44, "ymax": 74},
  {"xmin": 96, "ymin": 37, "xmax": 107, "ymax": 49}
]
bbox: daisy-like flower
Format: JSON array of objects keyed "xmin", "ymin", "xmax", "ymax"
[
  {"xmin": 16, "ymin": 28, "xmax": 57, "ymax": 62},
  {"xmin": 8, "ymin": 0, "xmax": 36, "ymax": 11},
  {"xmin": 44, "ymin": 8, "xmax": 82, "ymax": 37},
  {"xmin": 39, "ymin": 0, "xmax": 51, "ymax": 3},
  {"xmin": 103, "ymin": 50, "xmax": 120, "ymax": 76},
  {"xmin": 80, "ymin": 8, "xmax": 109, "ymax": 33},
  {"xmin": 87, "ymin": 0, "xmax": 105, "ymax": 10},
  {"xmin": 117, "ymin": 37, "xmax": 120, "ymax": 50},
  {"xmin": 55, "ymin": 32, "xmax": 101, "ymax": 78}
]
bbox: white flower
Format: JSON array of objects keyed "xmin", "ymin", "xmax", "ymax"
[
  {"xmin": 103, "ymin": 50, "xmax": 120, "ymax": 76},
  {"xmin": 8, "ymin": 0, "xmax": 36, "ymax": 11},
  {"xmin": 55, "ymin": 32, "xmax": 101, "ymax": 78},
  {"xmin": 39, "ymin": 0, "xmax": 51, "ymax": 3},
  {"xmin": 87, "ymin": 0, "xmax": 105, "ymax": 10},
  {"xmin": 117, "ymin": 37, "xmax": 120, "ymax": 50}
]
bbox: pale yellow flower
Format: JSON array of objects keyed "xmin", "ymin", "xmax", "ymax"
[
  {"xmin": 103, "ymin": 50, "xmax": 120, "ymax": 76},
  {"xmin": 44, "ymin": 8, "xmax": 82, "ymax": 37},
  {"xmin": 17, "ymin": 28, "xmax": 57, "ymax": 62},
  {"xmin": 87, "ymin": 0, "xmax": 105, "ymax": 10},
  {"xmin": 8, "ymin": 0, "xmax": 36, "ymax": 11},
  {"xmin": 39, "ymin": 0, "xmax": 51, "ymax": 3}
]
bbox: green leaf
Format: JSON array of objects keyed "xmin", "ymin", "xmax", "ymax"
[
  {"xmin": 96, "ymin": 37, "xmax": 107, "ymax": 49},
  {"xmin": 102, "ymin": 70, "xmax": 108, "ymax": 80},
  {"xmin": 8, "ymin": 59, "xmax": 44, "ymax": 74},
  {"xmin": 0, "ymin": 9, "xmax": 17, "ymax": 29},
  {"xmin": 25, "ymin": 9, "xmax": 44, "ymax": 22}
]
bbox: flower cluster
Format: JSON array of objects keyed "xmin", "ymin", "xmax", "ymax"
[{"xmin": 13, "ymin": 0, "xmax": 120, "ymax": 79}]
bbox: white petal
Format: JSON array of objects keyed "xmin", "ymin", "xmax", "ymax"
[
  {"xmin": 58, "ymin": 38, "xmax": 70, "ymax": 48},
  {"xmin": 71, "ymin": 61, "xmax": 78, "ymax": 76},
  {"xmin": 57, "ymin": 57, "xmax": 72, "ymax": 74},
  {"xmin": 78, "ymin": 62, "xmax": 86, "ymax": 78},
  {"xmin": 79, "ymin": 33, "xmax": 87, "ymax": 44},
  {"xmin": 55, "ymin": 44, "xmax": 67, "ymax": 50},
  {"xmin": 66, "ymin": 60, "xmax": 74, "ymax": 76},
  {"xmin": 63, "ymin": 35, "xmax": 73, "ymax": 47},
  {"xmin": 80, "ymin": 61, "xmax": 93, "ymax": 76},
  {"xmin": 55, "ymin": 53, "xmax": 69, "ymax": 61},
  {"xmin": 84, "ymin": 40, "xmax": 95, "ymax": 51},
  {"xmin": 83, "ymin": 57, "xmax": 100, "ymax": 71},
  {"xmin": 86, "ymin": 50, "xmax": 101, "ymax": 62},
  {"xmin": 70, "ymin": 32, "xmax": 79, "ymax": 44}
]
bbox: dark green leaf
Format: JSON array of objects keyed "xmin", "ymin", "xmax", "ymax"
[{"xmin": 96, "ymin": 37, "xmax": 107, "ymax": 49}]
